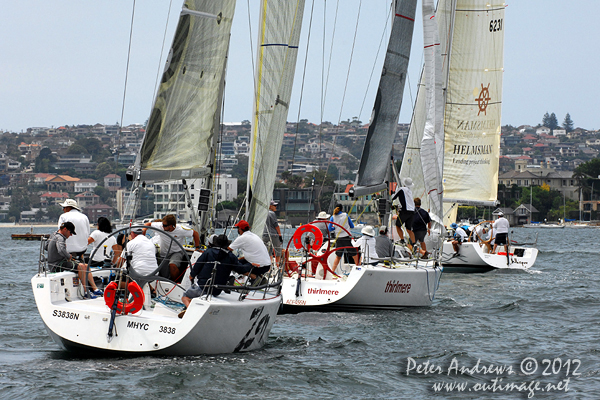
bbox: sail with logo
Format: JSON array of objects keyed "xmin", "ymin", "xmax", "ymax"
[
  {"xmin": 441, "ymin": 0, "xmax": 505, "ymax": 223},
  {"xmin": 400, "ymin": 0, "xmax": 504, "ymax": 226}
]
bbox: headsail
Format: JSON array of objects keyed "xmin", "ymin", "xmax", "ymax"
[
  {"xmin": 442, "ymin": 0, "xmax": 505, "ymax": 207},
  {"xmin": 246, "ymin": 0, "xmax": 305, "ymax": 235},
  {"xmin": 417, "ymin": 0, "xmax": 444, "ymax": 225},
  {"xmin": 400, "ymin": 0, "xmax": 453, "ymax": 225},
  {"xmin": 138, "ymin": 1, "xmax": 236, "ymax": 182},
  {"xmin": 352, "ymin": 0, "xmax": 417, "ymax": 199}
]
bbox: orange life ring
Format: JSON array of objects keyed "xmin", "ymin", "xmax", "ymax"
[
  {"xmin": 104, "ymin": 281, "xmax": 145, "ymax": 315},
  {"xmin": 292, "ymin": 224, "xmax": 323, "ymax": 251}
]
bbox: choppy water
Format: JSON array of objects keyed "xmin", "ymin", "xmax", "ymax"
[{"xmin": 1, "ymin": 226, "xmax": 599, "ymax": 399}]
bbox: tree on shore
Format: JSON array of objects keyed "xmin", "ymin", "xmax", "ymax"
[{"xmin": 563, "ymin": 113, "xmax": 574, "ymax": 132}]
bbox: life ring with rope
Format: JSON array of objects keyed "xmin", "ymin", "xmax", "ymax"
[
  {"xmin": 292, "ymin": 224, "xmax": 323, "ymax": 251},
  {"xmin": 104, "ymin": 281, "xmax": 145, "ymax": 314},
  {"xmin": 285, "ymin": 220, "xmax": 354, "ymax": 279}
]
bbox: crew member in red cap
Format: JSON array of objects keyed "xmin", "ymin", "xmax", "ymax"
[{"xmin": 229, "ymin": 220, "xmax": 272, "ymax": 278}]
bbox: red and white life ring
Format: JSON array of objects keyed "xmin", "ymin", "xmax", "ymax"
[
  {"xmin": 292, "ymin": 224, "xmax": 323, "ymax": 251},
  {"xmin": 104, "ymin": 281, "xmax": 145, "ymax": 315}
]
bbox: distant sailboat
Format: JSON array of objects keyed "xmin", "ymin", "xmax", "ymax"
[
  {"xmin": 401, "ymin": 0, "xmax": 538, "ymax": 271},
  {"xmin": 281, "ymin": 0, "xmax": 442, "ymax": 311}
]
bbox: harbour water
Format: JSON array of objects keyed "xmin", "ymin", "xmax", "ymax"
[{"xmin": 1, "ymin": 226, "xmax": 599, "ymax": 399}]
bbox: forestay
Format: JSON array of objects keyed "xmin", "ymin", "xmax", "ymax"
[
  {"xmin": 247, "ymin": 1, "xmax": 305, "ymax": 235},
  {"xmin": 138, "ymin": 1, "xmax": 236, "ymax": 181},
  {"xmin": 352, "ymin": 0, "xmax": 417, "ymax": 199}
]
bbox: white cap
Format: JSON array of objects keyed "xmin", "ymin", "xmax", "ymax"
[
  {"xmin": 59, "ymin": 199, "xmax": 81, "ymax": 211},
  {"xmin": 361, "ymin": 225, "xmax": 375, "ymax": 237},
  {"xmin": 317, "ymin": 211, "xmax": 330, "ymax": 219}
]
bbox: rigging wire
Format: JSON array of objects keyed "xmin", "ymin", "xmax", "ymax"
[
  {"xmin": 335, "ymin": 0, "xmax": 362, "ymax": 125},
  {"xmin": 357, "ymin": 2, "xmax": 393, "ymax": 118}
]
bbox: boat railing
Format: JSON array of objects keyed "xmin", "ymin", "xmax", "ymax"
[{"xmin": 38, "ymin": 237, "xmax": 49, "ymax": 274}]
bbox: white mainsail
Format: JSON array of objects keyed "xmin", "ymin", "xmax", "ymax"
[
  {"xmin": 247, "ymin": 0, "xmax": 305, "ymax": 235},
  {"xmin": 137, "ymin": 1, "xmax": 236, "ymax": 182},
  {"xmin": 352, "ymin": 0, "xmax": 417, "ymax": 199}
]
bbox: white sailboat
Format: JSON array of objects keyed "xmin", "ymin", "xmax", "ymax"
[
  {"xmin": 31, "ymin": 0, "xmax": 282, "ymax": 355},
  {"xmin": 401, "ymin": 0, "xmax": 537, "ymax": 272},
  {"xmin": 280, "ymin": 0, "xmax": 442, "ymax": 312}
]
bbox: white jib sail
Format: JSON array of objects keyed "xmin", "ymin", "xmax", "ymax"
[
  {"xmin": 400, "ymin": 0, "xmax": 453, "ymax": 223},
  {"xmin": 419, "ymin": 0, "xmax": 444, "ymax": 227},
  {"xmin": 138, "ymin": 1, "xmax": 236, "ymax": 182},
  {"xmin": 247, "ymin": 0, "xmax": 305, "ymax": 235},
  {"xmin": 442, "ymin": 0, "xmax": 505, "ymax": 206}
]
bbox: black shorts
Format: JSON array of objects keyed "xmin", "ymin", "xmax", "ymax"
[
  {"xmin": 495, "ymin": 233, "xmax": 508, "ymax": 246},
  {"xmin": 396, "ymin": 210, "xmax": 414, "ymax": 230},
  {"xmin": 334, "ymin": 236, "xmax": 358, "ymax": 257},
  {"xmin": 414, "ymin": 230, "xmax": 427, "ymax": 243}
]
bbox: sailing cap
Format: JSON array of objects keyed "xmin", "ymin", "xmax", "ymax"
[
  {"xmin": 402, "ymin": 177, "xmax": 414, "ymax": 188},
  {"xmin": 270, "ymin": 200, "xmax": 279, "ymax": 206},
  {"xmin": 317, "ymin": 211, "xmax": 330, "ymax": 219},
  {"xmin": 60, "ymin": 222, "xmax": 76, "ymax": 235},
  {"xmin": 207, "ymin": 234, "xmax": 217, "ymax": 245},
  {"xmin": 450, "ymin": 222, "xmax": 458, "ymax": 229},
  {"xmin": 361, "ymin": 225, "xmax": 376, "ymax": 237},
  {"xmin": 379, "ymin": 225, "xmax": 388, "ymax": 233},
  {"xmin": 59, "ymin": 199, "xmax": 81, "ymax": 211},
  {"xmin": 234, "ymin": 220, "xmax": 250, "ymax": 230},
  {"xmin": 131, "ymin": 227, "xmax": 144, "ymax": 234},
  {"xmin": 498, "ymin": 211, "xmax": 504, "ymax": 216}
]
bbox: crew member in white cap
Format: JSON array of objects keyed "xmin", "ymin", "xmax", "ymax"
[
  {"xmin": 58, "ymin": 198, "xmax": 90, "ymax": 260},
  {"xmin": 352, "ymin": 225, "xmax": 379, "ymax": 265}
]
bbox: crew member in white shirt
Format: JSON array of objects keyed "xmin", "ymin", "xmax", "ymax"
[
  {"xmin": 58, "ymin": 199, "xmax": 90, "ymax": 260},
  {"xmin": 450, "ymin": 222, "xmax": 469, "ymax": 257},
  {"xmin": 229, "ymin": 220, "xmax": 272, "ymax": 277},
  {"xmin": 492, "ymin": 211, "xmax": 510, "ymax": 261},
  {"xmin": 145, "ymin": 214, "xmax": 200, "ymax": 282},
  {"xmin": 118, "ymin": 227, "xmax": 159, "ymax": 277},
  {"xmin": 352, "ymin": 226, "xmax": 379, "ymax": 265}
]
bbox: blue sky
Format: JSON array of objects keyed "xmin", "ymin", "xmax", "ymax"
[{"xmin": 1, "ymin": 1, "xmax": 598, "ymax": 133}]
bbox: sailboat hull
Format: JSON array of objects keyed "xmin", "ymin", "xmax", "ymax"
[
  {"xmin": 281, "ymin": 262, "xmax": 442, "ymax": 312},
  {"xmin": 441, "ymin": 241, "xmax": 538, "ymax": 273},
  {"xmin": 32, "ymin": 271, "xmax": 280, "ymax": 355}
]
